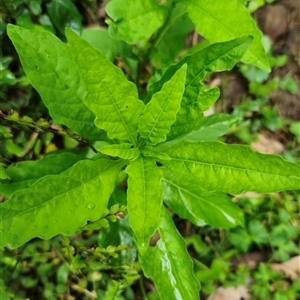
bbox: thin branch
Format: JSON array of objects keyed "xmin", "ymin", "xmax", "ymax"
[{"xmin": 0, "ymin": 110, "xmax": 99, "ymax": 154}]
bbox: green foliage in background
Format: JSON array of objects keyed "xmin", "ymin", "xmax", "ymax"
[{"xmin": 1, "ymin": 0, "xmax": 299, "ymax": 299}]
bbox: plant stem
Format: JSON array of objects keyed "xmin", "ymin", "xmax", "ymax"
[
  {"xmin": 136, "ymin": 1, "xmax": 175, "ymax": 94},
  {"xmin": 139, "ymin": 275, "xmax": 148, "ymax": 300}
]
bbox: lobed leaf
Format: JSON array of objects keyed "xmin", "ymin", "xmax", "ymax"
[
  {"xmin": 99, "ymin": 143, "xmax": 140, "ymax": 160},
  {"xmin": 66, "ymin": 29, "xmax": 144, "ymax": 146},
  {"xmin": 7, "ymin": 25, "xmax": 105, "ymax": 142},
  {"xmin": 161, "ymin": 141, "xmax": 300, "ymax": 194},
  {"xmin": 125, "ymin": 156, "xmax": 163, "ymax": 255},
  {"xmin": 179, "ymin": 0, "xmax": 270, "ymax": 71},
  {"xmin": 0, "ymin": 159, "xmax": 125, "ymax": 248},
  {"xmin": 140, "ymin": 207, "xmax": 200, "ymax": 300},
  {"xmin": 0, "ymin": 152, "xmax": 85, "ymax": 197},
  {"xmin": 162, "ymin": 168, "xmax": 244, "ymax": 228},
  {"xmin": 106, "ymin": 0, "xmax": 167, "ymax": 44},
  {"xmin": 148, "ymin": 36, "xmax": 253, "ymax": 140},
  {"xmin": 139, "ymin": 64, "xmax": 187, "ymax": 146}
]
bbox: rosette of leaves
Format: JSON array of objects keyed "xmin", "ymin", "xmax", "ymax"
[{"xmin": 2, "ymin": 1, "xmax": 299, "ymax": 298}]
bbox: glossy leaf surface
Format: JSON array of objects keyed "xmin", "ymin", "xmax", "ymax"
[
  {"xmin": 140, "ymin": 207, "xmax": 200, "ymax": 300},
  {"xmin": 148, "ymin": 36, "xmax": 253, "ymax": 140},
  {"xmin": 66, "ymin": 29, "xmax": 144, "ymax": 146},
  {"xmin": 0, "ymin": 159, "xmax": 125, "ymax": 248},
  {"xmin": 126, "ymin": 156, "xmax": 163, "ymax": 255},
  {"xmin": 1, "ymin": 152, "xmax": 84, "ymax": 197},
  {"xmin": 7, "ymin": 25, "xmax": 105, "ymax": 141},
  {"xmin": 180, "ymin": 0, "xmax": 270, "ymax": 71},
  {"xmin": 99, "ymin": 143, "xmax": 140, "ymax": 160},
  {"xmin": 162, "ymin": 141, "xmax": 300, "ymax": 194},
  {"xmin": 162, "ymin": 169, "xmax": 244, "ymax": 228},
  {"xmin": 106, "ymin": 0, "xmax": 167, "ymax": 44},
  {"xmin": 139, "ymin": 64, "xmax": 187, "ymax": 146}
]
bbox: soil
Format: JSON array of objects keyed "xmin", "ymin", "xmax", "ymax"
[{"xmin": 252, "ymin": 0, "xmax": 299, "ymax": 120}]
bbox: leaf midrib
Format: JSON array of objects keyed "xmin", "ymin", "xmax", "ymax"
[
  {"xmin": 167, "ymin": 156, "xmax": 298, "ymax": 178},
  {"xmin": 185, "ymin": 41, "xmax": 248, "ymax": 91},
  {"xmin": 159, "ymin": 225, "xmax": 194, "ymax": 298},
  {"xmin": 143, "ymin": 82, "xmax": 179, "ymax": 145},
  {"xmin": 2, "ymin": 160, "xmax": 124, "ymax": 221},
  {"xmin": 163, "ymin": 178, "xmax": 233, "ymax": 220},
  {"xmin": 101, "ymin": 81, "xmax": 137, "ymax": 145},
  {"xmin": 185, "ymin": 0, "xmax": 260, "ymax": 64},
  {"xmin": 16, "ymin": 36, "xmax": 93, "ymax": 130}
]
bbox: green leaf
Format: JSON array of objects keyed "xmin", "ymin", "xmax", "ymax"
[
  {"xmin": 151, "ymin": 3, "xmax": 194, "ymax": 67},
  {"xmin": 7, "ymin": 25, "xmax": 105, "ymax": 142},
  {"xmin": 148, "ymin": 36, "xmax": 253, "ymax": 140},
  {"xmin": 142, "ymin": 146, "xmax": 171, "ymax": 161},
  {"xmin": 0, "ymin": 159, "xmax": 125, "ymax": 248},
  {"xmin": 162, "ymin": 168, "xmax": 244, "ymax": 228},
  {"xmin": 0, "ymin": 152, "xmax": 85, "ymax": 197},
  {"xmin": 197, "ymin": 87, "xmax": 220, "ymax": 112},
  {"xmin": 99, "ymin": 215, "xmax": 137, "ymax": 266},
  {"xmin": 99, "ymin": 143, "xmax": 140, "ymax": 160},
  {"xmin": 81, "ymin": 28, "xmax": 132, "ymax": 61},
  {"xmin": 0, "ymin": 164, "xmax": 10, "ymax": 180},
  {"xmin": 66, "ymin": 28, "xmax": 144, "ymax": 146},
  {"xmin": 125, "ymin": 156, "xmax": 163, "ymax": 255},
  {"xmin": 47, "ymin": 0, "xmax": 82, "ymax": 35},
  {"xmin": 161, "ymin": 141, "xmax": 300, "ymax": 194},
  {"xmin": 186, "ymin": 113, "xmax": 240, "ymax": 141},
  {"xmin": 180, "ymin": 0, "xmax": 270, "ymax": 71},
  {"xmin": 140, "ymin": 207, "xmax": 200, "ymax": 300},
  {"xmin": 106, "ymin": 0, "xmax": 167, "ymax": 44},
  {"xmin": 139, "ymin": 64, "xmax": 187, "ymax": 146}
]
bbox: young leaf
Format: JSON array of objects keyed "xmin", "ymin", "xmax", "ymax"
[
  {"xmin": 99, "ymin": 143, "xmax": 140, "ymax": 160},
  {"xmin": 106, "ymin": 0, "xmax": 167, "ymax": 44},
  {"xmin": 99, "ymin": 215, "xmax": 137, "ymax": 266},
  {"xmin": 7, "ymin": 25, "xmax": 105, "ymax": 142},
  {"xmin": 125, "ymin": 156, "xmax": 163, "ymax": 255},
  {"xmin": 180, "ymin": 0, "xmax": 270, "ymax": 71},
  {"xmin": 162, "ymin": 168, "xmax": 244, "ymax": 228},
  {"xmin": 65, "ymin": 29, "xmax": 144, "ymax": 146},
  {"xmin": 1, "ymin": 152, "xmax": 85, "ymax": 197},
  {"xmin": 0, "ymin": 159, "xmax": 125, "ymax": 248},
  {"xmin": 140, "ymin": 207, "xmax": 200, "ymax": 300},
  {"xmin": 142, "ymin": 146, "xmax": 171, "ymax": 161},
  {"xmin": 197, "ymin": 87, "xmax": 221, "ymax": 112},
  {"xmin": 161, "ymin": 141, "xmax": 300, "ymax": 194},
  {"xmin": 139, "ymin": 64, "xmax": 187, "ymax": 146},
  {"xmin": 148, "ymin": 36, "xmax": 253, "ymax": 140}
]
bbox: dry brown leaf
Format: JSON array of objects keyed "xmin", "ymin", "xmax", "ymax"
[
  {"xmin": 251, "ymin": 133, "xmax": 284, "ymax": 154},
  {"xmin": 270, "ymin": 256, "xmax": 300, "ymax": 280},
  {"xmin": 207, "ymin": 286, "xmax": 250, "ymax": 300}
]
